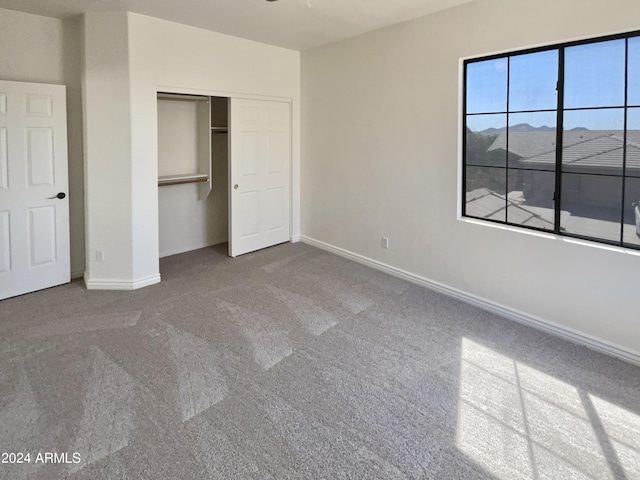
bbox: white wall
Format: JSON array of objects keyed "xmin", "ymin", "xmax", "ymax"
[
  {"xmin": 0, "ymin": 8, "xmax": 85, "ymax": 277},
  {"xmin": 301, "ymin": 0, "xmax": 640, "ymax": 358},
  {"xmin": 158, "ymin": 182, "xmax": 228, "ymax": 258},
  {"xmin": 157, "ymin": 99, "xmax": 200, "ymax": 177},
  {"xmin": 0, "ymin": 8, "xmax": 62, "ymax": 82},
  {"xmin": 83, "ymin": 12, "xmax": 134, "ymax": 286}
]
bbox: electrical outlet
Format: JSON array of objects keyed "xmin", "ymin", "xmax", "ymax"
[
  {"xmin": 96, "ymin": 250, "xmax": 104, "ymax": 262},
  {"xmin": 381, "ymin": 237, "xmax": 389, "ymax": 249}
]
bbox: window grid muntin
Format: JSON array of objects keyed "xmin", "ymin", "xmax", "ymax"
[{"xmin": 620, "ymin": 38, "xmax": 630, "ymax": 244}]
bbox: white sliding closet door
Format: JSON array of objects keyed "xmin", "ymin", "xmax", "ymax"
[
  {"xmin": 0, "ymin": 80, "xmax": 70, "ymax": 300},
  {"xmin": 229, "ymin": 99, "xmax": 290, "ymax": 257}
]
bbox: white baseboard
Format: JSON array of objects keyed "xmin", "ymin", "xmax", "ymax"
[
  {"xmin": 71, "ymin": 270, "xmax": 84, "ymax": 280},
  {"xmin": 85, "ymin": 274, "xmax": 161, "ymax": 291},
  {"xmin": 291, "ymin": 235, "xmax": 301, "ymax": 243},
  {"xmin": 300, "ymin": 235, "xmax": 640, "ymax": 367},
  {"xmin": 159, "ymin": 239, "xmax": 227, "ymax": 259}
]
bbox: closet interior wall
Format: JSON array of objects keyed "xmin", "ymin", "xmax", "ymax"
[{"xmin": 157, "ymin": 94, "xmax": 229, "ymax": 258}]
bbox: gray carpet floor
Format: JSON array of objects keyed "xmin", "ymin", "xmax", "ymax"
[{"xmin": 1, "ymin": 242, "xmax": 639, "ymax": 480}]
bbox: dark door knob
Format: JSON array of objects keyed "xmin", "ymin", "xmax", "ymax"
[{"xmin": 48, "ymin": 192, "xmax": 66, "ymax": 200}]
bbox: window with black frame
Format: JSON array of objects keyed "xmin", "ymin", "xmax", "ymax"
[{"xmin": 463, "ymin": 31, "xmax": 640, "ymax": 249}]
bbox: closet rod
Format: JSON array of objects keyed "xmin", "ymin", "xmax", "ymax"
[{"xmin": 157, "ymin": 93, "xmax": 209, "ymax": 102}]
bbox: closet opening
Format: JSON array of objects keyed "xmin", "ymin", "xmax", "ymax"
[{"xmin": 157, "ymin": 92, "xmax": 230, "ymax": 260}]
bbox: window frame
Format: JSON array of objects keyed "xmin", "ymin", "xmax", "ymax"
[{"xmin": 462, "ymin": 29, "xmax": 640, "ymax": 251}]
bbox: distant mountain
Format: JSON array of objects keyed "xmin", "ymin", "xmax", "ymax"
[
  {"xmin": 475, "ymin": 127, "xmax": 504, "ymax": 136},
  {"xmin": 474, "ymin": 123, "xmax": 560, "ymax": 136}
]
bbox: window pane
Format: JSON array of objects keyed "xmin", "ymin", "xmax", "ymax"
[
  {"xmin": 465, "ymin": 114, "xmax": 506, "ymax": 167},
  {"xmin": 564, "ymin": 39, "xmax": 625, "ymax": 109},
  {"xmin": 508, "ymin": 112, "xmax": 557, "ymax": 171},
  {"xmin": 465, "ymin": 166, "xmax": 506, "ymax": 222},
  {"xmin": 560, "ymin": 173, "xmax": 623, "ymax": 242},
  {"xmin": 466, "ymin": 58, "xmax": 508, "ymax": 114},
  {"xmin": 626, "ymin": 108, "xmax": 640, "ymax": 178},
  {"xmin": 628, "ymin": 36, "xmax": 640, "ymax": 107},
  {"xmin": 623, "ymin": 177, "xmax": 640, "ymax": 246},
  {"xmin": 562, "ymin": 108, "xmax": 624, "ymax": 175},
  {"xmin": 509, "ymin": 50, "xmax": 559, "ymax": 111},
  {"xmin": 507, "ymin": 170, "xmax": 555, "ymax": 230}
]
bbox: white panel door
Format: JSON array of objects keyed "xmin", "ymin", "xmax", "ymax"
[
  {"xmin": 229, "ymin": 99, "xmax": 290, "ymax": 257},
  {"xmin": 0, "ymin": 80, "xmax": 70, "ymax": 300}
]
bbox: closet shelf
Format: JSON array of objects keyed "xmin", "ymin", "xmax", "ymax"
[
  {"xmin": 158, "ymin": 173, "xmax": 209, "ymax": 186},
  {"xmin": 157, "ymin": 93, "xmax": 209, "ymax": 103},
  {"xmin": 211, "ymin": 127, "xmax": 228, "ymax": 134}
]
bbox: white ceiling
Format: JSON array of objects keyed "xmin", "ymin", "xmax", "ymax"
[{"xmin": 0, "ymin": 0, "xmax": 476, "ymax": 51}]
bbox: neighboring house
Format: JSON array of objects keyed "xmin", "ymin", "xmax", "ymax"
[{"xmin": 487, "ymin": 129, "xmax": 640, "ymax": 214}]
